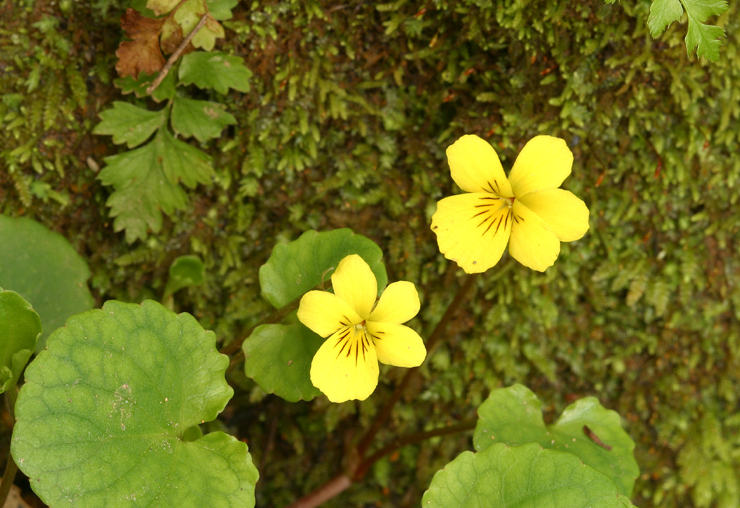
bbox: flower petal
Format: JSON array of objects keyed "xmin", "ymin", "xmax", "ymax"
[
  {"xmin": 507, "ymin": 136, "xmax": 573, "ymax": 197},
  {"xmin": 518, "ymin": 188, "xmax": 590, "ymax": 242},
  {"xmin": 331, "ymin": 254, "xmax": 377, "ymax": 319},
  {"xmin": 446, "ymin": 135, "xmax": 513, "ymax": 196},
  {"xmin": 508, "ymin": 201, "xmax": 561, "ymax": 272},
  {"xmin": 310, "ymin": 327, "xmax": 379, "ymax": 402},
  {"xmin": 298, "ymin": 291, "xmax": 362, "ymax": 338},
  {"xmin": 367, "ymin": 322, "xmax": 426, "ymax": 368},
  {"xmin": 369, "ymin": 281, "xmax": 419, "ymax": 324},
  {"xmin": 431, "ymin": 193, "xmax": 512, "ymax": 273}
]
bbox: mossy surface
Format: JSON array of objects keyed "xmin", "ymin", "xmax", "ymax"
[{"xmin": 1, "ymin": 0, "xmax": 739, "ymax": 507}]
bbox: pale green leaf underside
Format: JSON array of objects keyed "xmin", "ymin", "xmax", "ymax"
[
  {"xmin": 93, "ymin": 101, "xmax": 167, "ymax": 148},
  {"xmin": 164, "ymin": 255, "xmax": 205, "ymax": 299},
  {"xmin": 0, "ymin": 215, "xmax": 93, "ymax": 351},
  {"xmin": 12, "ymin": 300, "xmax": 258, "ymax": 508},
  {"xmin": 206, "ymin": 0, "xmax": 238, "ymax": 20},
  {"xmin": 171, "ymin": 96, "xmax": 237, "ymax": 143},
  {"xmin": 474, "ymin": 384, "xmax": 639, "ymax": 497},
  {"xmin": 0, "ymin": 289, "xmax": 41, "ymax": 392},
  {"xmin": 179, "ymin": 52, "xmax": 252, "ymax": 95},
  {"xmin": 98, "ymin": 129, "xmax": 213, "ymax": 243},
  {"xmin": 422, "ymin": 443, "xmax": 634, "ymax": 508},
  {"xmin": 259, "ymin": 228, "xmax": 388, "ymax": 309},
  {"xmin": 243, "ymin": 323, "xmax": 323, "ymax": 402}
]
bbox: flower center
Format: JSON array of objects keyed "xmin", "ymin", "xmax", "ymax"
[
  {"xmin": 353, "ymin": 320, "xmax": 367, "ymax": 333},
  {"xmin": 504, "ymin": 197, "xmax": 515, "ymax": 208}
]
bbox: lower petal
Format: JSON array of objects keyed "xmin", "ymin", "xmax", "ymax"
[
  {"xmin": 509, "ymin": 201, "xmax": 561, "ymax": 272},
  {"xmin": 518, "ymin": 188, "xmax": 589, "ymax": 242},
  {"xmin": 367, "ymin": 322, "xmax": 426, "ymax": 368},
  {"xmin": 310, "ymin": 328, "xmax": 379, "ymax": 403},
  {"xmin": 431, "ymin": 193, "xmax": 512, "ymax": 273}
]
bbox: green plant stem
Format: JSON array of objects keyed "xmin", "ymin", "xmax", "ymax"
[
  {"xmin": 220, "ymin": 280, "xmax": 333, "ymax": 356},
  {"xmin": 284, "ymin": 420, "xmax": 476, "ymax": 508},
  {"xmin": 355, "ymin": 272, "xmax": 479, "ymax": 458},
  {"xmin": 146, "ymin": 12, "xmax": 209, "ymax": 95},
  {"xmin": 0, "ymin": 388, "xmax": 19, "ymax": 508}
]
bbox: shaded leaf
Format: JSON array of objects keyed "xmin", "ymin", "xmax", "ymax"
[
  {"xmin": 12, "ymin": 300, "xmax": 258, "ymax": 508},
  {"xmin": 206, "ymin": 0, "xmax": 239, "ymax": 20},
  {"xmin": 114, "ymin": 68, "xmax": 176, "ymax": 102},
  {"xmin": 259, "ymin": 229, "xmax": 387, "ymax": 309},
  {"xmin": 647, "ymin": 0, "xmax": 727, "ymax": 61},
  {"xmin": 147, "ymin": 0, "xmax": 180, "ymax": 15},
  {"xmin": 164, "ymin": 255, "xmax": 205, "ymax": 299},
  {"xmin": 115, "ymin": 8, "xmax": 165, "ymax": 78},
  {"xmin": 179, "ymin": 52, "xmax": 252, "ymax": 94},
  {"xmin": 0, "ymin": 289, "xmax": 41, "ymax": 392},
  {"xmin": 474, "ymin": 384, "xmax": 639, "ymax": 497},
  {"xmin": 171, "ymin": 96, "xmax": 236, "ymax": 142},
  {"xmin": 243, "ymin": 324, "xmax": 323, "ymax": 402},
  {"xmin": 93, "ymin": 101, "xmax": 167, "ymax": 148},
  {"xmin": 422, "ymin": 443, "xmax": 634, "ymax": 508},
  {"xmin": 0, "ymin": 216, "xmax": 94, "ymax": 351}
]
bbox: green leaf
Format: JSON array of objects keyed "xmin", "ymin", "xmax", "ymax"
[
  {"xmin": 647, "ymin": 0, "xmax": 684, "ymax": 37},
  {"xmin": 206, "ymin": 0, "xmax": 238, "ymax": 20},
  {"xmin": 683, "ymin": 0, "xmax": 727, "ymax": 61},
  {"xmin": 164, "ymin": 255, "xmax": 206, "ymax": 299},
  {"xmin": 0, "ymin": 216, "xmax": 94, "ymax": 351},
  {"xmin": 179, "ymin": 52, "xmax": 252, "ymax": 94},
  {"xmin": 474, "ymin": 384, "xmax": 639, "ymax": 497},
  {"xmin": 259, "ymin": 229, "xmax": 388, "ymax": 309},
  {"xmin": 243, "ymin": 324, "xmax": 323, "ymax": 402},
  {"xmin": 0, "ymin": 289, "xmax": 41, "ymax": 392},
  {"xmin": 171, "ymin": 96, "xmax": 237, "ymax": 143},
  {"xmin": 12, "ymin": 300, "xmax": 258, "ymax": 508},
  {"xmin": 93, "ymin": 101, "xmax": 167, "ymax": 148},
  {"xmin": 647, "ymin": 0, "xmax": 727, "ymax": 61},
  {"xmin": 422, "ymin": 443, "xmax": 634, "ymax": 508},
  {"xmin": 98, "ymin": 129, "xmax": 213, "ymax": 243},
  {"xmin": 114, "ymin": 69, "xmax": 176, "ymax": 102}
]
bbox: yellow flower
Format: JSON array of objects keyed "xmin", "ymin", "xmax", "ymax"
[
  {"xmin": 297, "ymin": 254, "xmax": 426, "ymax": 403},
  {"xmin": 431, "ymin": 134, "xmax": 590, "ymax": 273}
]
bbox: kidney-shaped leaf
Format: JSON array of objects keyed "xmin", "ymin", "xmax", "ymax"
[
  {"xmin": 259, "ymin": 229, "xmax": 387, "ymax": 309},
  {"xmin": 473, "ymin": 384, "xmax": 639, "ymax": 497},
  {"xmin": 243, "ymin": 323, "xmax": 323, "ymax": 402},
  {"xmin": 0, "ymin": 289, "xmax": 41, "ymax": 393},
  {"xmin": 0, "ymin": 215, "xmax": 94, "ymax": 351},
  {"xmin": 12, "ymin": 300, "xmax": 258, "ymax": 508},
  {"xmin": 422, "ymin": 443, "xmax": 634, "ymax": 508},
  {"xmin": 164, "ymin": 255, "xmax": 206, "ymax": 299}
]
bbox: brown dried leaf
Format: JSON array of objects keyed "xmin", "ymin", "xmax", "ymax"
[{"xmin": 115, "ymin": 9, "xmax": 166, "ymax": 79}]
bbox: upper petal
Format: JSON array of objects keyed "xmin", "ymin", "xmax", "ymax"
[
  {"xmin": 431, "ymin": 193, "xmax": 513, "ymax": 273},
  {"xmin": 332, "ymin": 254, "xmax": 377, "ymax": 319},
  {"xmin": 367, "ymin": 321, "xmax": 426, "ymax": 368},
  {"xmin": 508, "ymin": 201, "xmax": 561, "ymax": 272},
  {"xmin": 369, "ymin": 281, "xmax": 420, "ymax": 324},
  {"xmin": 517, "ymin": 188, "xmax": 590, "ymax": 242},
  {"xmin": 310, "ymin": 327, "xmax": 379, "ymax": 403},
  {"xmin": 297, "ymin": 291, "xmax": 362, "ymax": 338},
  {"xmin": 507, "ymin": 136, "xmax": 573, "ymax": 197},
  {"xmin": 446, "ymin": 135, "xmax": 513, "ymax": 196}
]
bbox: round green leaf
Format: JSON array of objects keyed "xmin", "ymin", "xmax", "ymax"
[
  {"xmin": 0, "ymin": 215, "xmax": 94, "ymax": 352},
  {"xmin": 473, "ymin": 384, "xmax": 639, "ymax": 497},
  {"xmin": 259, "ymin": 229, "xmax": 387, "ymax": 309},
  {"xmin": 422, "ymin": 443, "xmax": 634, "ymax": 508},
  {"xmin": 164, "ymin": 255, "xmax": 206, "ymax": 299},
  {"xmin": 12, "ymin": 300, "xmax": 258, "ymax": 508},
  {"xmin": 243, "ymin": 323, "xmax": 323, "ymax": 402},
  {"xmin": 0, "ymin": 288, "xmax": 41, "ymax": 392}
]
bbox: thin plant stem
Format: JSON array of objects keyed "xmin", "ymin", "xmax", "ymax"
[
  {"xmin": 0, "ymin": 387, "xmax": 19, "ymax": 507},
  {"xmin": 220, "ymin": 280, "xmax": 333, "ymax": 356},
  {"xmin": 356, "ymin": 272, "xmax": 479, "ymax": 458},
  {"xmin": 146, "ymin": 12, "xmax": 208, "ymax": 95}
]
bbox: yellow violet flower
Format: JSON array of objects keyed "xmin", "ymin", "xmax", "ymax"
[
  {"xmin": 297, "ymin": 254, "xmax": 426, "ymax": 403},
  {"xmin": 431, "ymin": 134, "xmax": 590, "ymax": 273}
]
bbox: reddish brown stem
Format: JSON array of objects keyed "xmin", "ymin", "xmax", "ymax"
[
  {"xmin": 356, "ymin": 272, "xmax": 478, "ymax": 458},
  {"xmin": 285, "ymin": 475, "xmax": 352, "ymax": 508}
]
